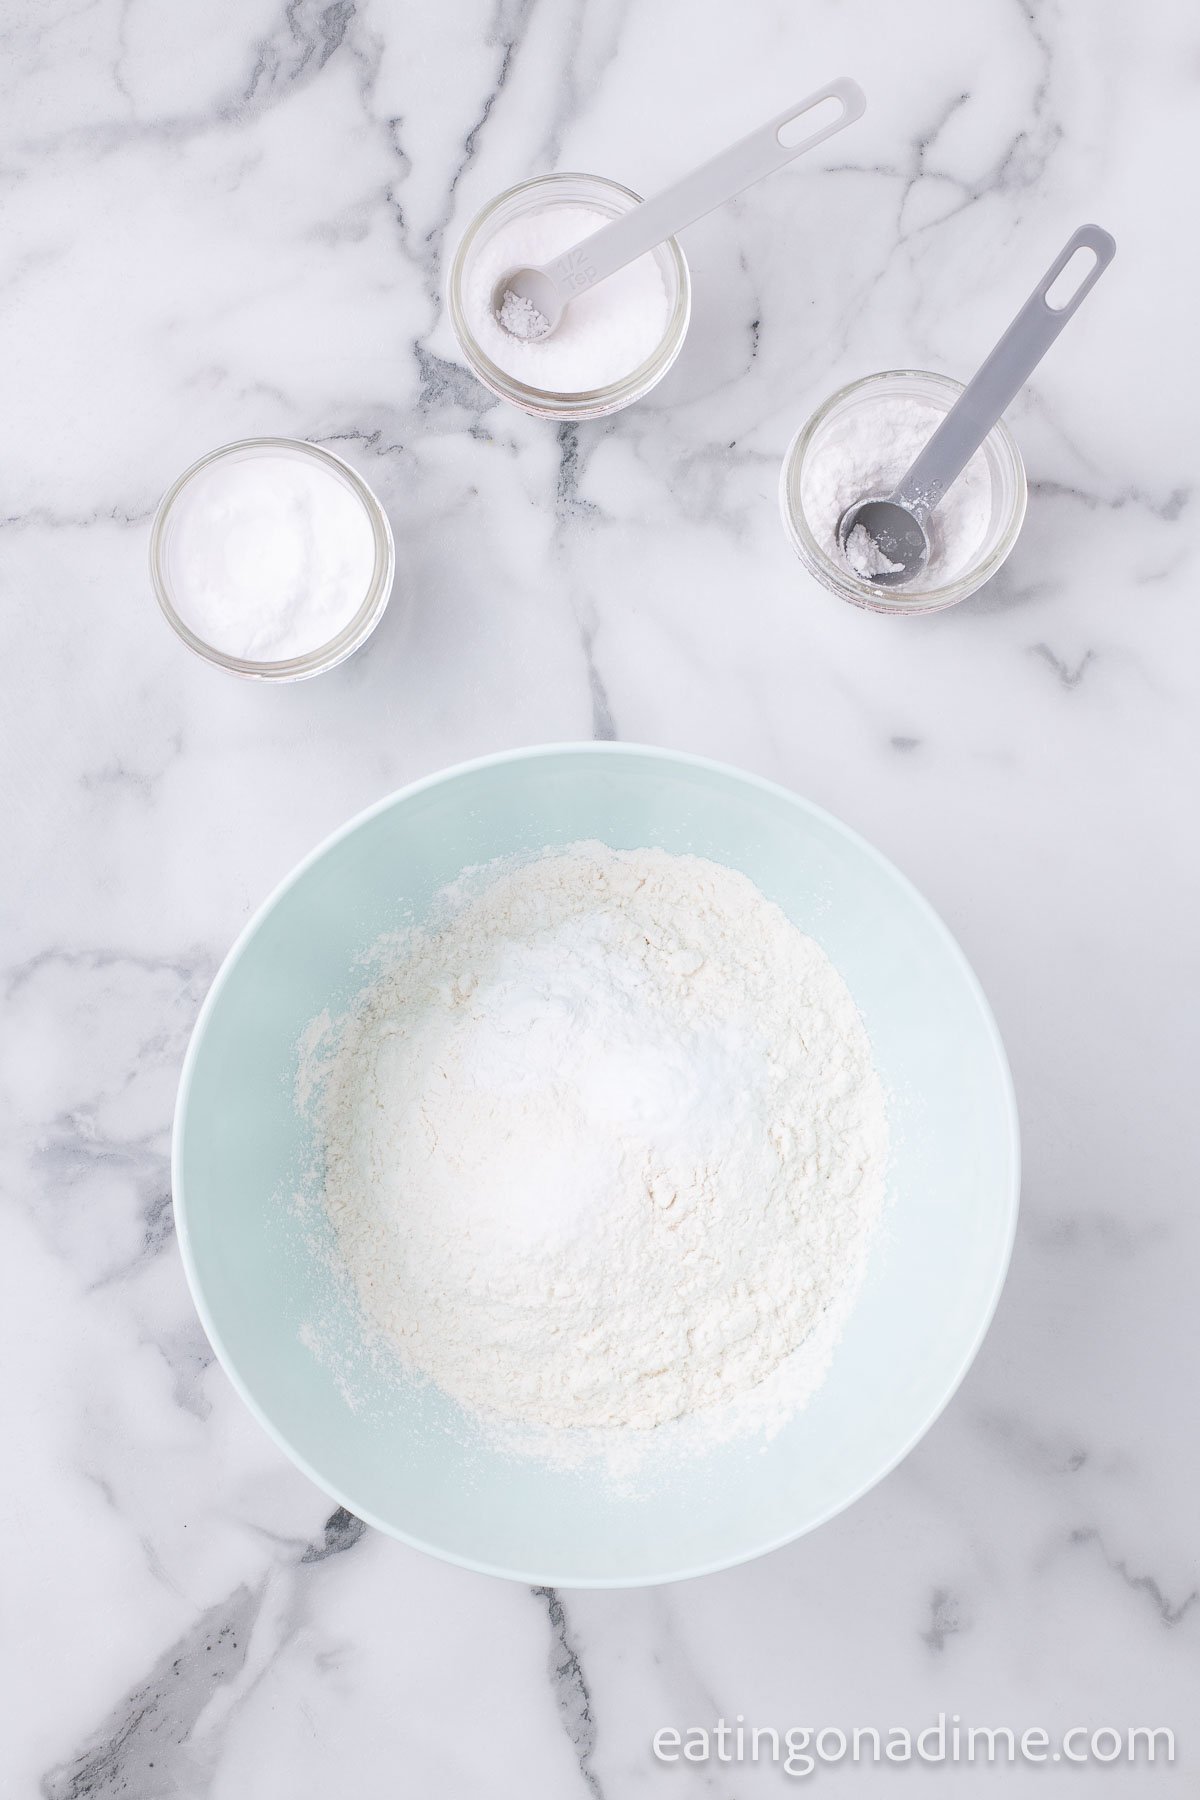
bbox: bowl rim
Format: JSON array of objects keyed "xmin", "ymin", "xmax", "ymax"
[{"xmin": 172, "ymin": 740, "xmax": 1021, "ymax": 1586}]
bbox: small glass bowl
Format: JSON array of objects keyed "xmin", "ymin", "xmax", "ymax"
[
  {"xmin": 447, "ymin": 173, "xmax": 691, "ymax": 421},
  {"xmin": 780, "ymin": 371, "xmax": 1028, "ymax": 614},
  {"xmin": 150, "ymin": 438, "xmax": 395, "ymax": 680}
]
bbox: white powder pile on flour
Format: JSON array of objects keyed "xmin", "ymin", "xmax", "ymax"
[{"xmin": 305, "ymin": 844, "xmax": 888, "ymax": 1447}]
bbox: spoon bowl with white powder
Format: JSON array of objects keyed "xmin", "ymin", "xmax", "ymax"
[{"xmin": 173, "ymin": 744, "xmax": 1019, "ymax": 1585}]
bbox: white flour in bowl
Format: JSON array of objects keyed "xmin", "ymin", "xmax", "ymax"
[{"xmin": 298, "ymin": 844, "xmax": 888, "ymax": 1456}]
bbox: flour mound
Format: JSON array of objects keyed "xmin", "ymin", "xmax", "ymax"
[{"xmin": 307, "ymin": 844, "xmax": 888, "ymax": 1438}]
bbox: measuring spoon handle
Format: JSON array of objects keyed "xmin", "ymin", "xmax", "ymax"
[
  {"xmin": 896, "ymin": 223, "xmax": 1117, "ymax": 517},
  {"xmin": 543, "ymin": 78, "xmax": 866, "ymax": 303}
]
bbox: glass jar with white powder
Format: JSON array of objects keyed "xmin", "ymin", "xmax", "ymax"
[
  {"xmin": 150, "ymin": 438, "xmax": 395, "ymax": 679},
  {"xmin": 448, "ymin": 174, "xmax": 691, "ymax": 420},
  {"xmin": 780, "ymin": 370, "xmax": 1027, "ymax": 613}
]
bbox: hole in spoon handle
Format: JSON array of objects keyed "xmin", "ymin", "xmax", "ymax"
[
  {"xmin": 1037, "ymin": 224, "xmax": 1116, "ymax": 318},
  {"xmin": 774, "ymin": 78, "xmax": 867, "ymax": 151}
]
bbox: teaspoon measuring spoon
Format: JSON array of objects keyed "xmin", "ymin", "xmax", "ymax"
[
  {"xmin": 492, "ymin": 78, "xmax": 867, "ymax": 341},
  {"xmin": 836, "ymin": 223, "xmax": 1116, "ymax": 586}
]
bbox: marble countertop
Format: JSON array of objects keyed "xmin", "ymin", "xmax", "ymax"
[{"xmin": 4, "ymin": 0, "xmax": 1197, "ymax": 1792}]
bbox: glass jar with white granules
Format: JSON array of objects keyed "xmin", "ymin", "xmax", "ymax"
[
  {"xmin": 448, "ymin": 173, "xmax": 692, "ymax": 420},
  {"xmin": 150, "ymin": 438, "xmax": 395, "ymax": 679}
]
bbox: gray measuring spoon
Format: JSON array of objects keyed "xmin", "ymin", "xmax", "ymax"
[
  {"xmin": 836, "ymin": 223, "xmax": 1117, "ymax": 586},
  {"xmin": 492, "ymin": 78, "xmax": 866, "ymax": 342}
]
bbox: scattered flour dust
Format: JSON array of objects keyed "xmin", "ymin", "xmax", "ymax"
[{"xmin": 295, "ymin": 843, "xmax": 889, "ymax": 1470}]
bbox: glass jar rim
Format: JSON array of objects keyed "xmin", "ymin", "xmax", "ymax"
[
  {"xmin": 780, "ymin": 370, "xmax": 1028, "ymax": 614},
  {"xmin": 447, "ymin": 172, "xmax": 692, "ymax": 413},
  {"xmin": 149, "ymin": 437, "xmax": 395, "ymax": 680}
]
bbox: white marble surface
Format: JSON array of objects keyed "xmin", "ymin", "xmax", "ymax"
[{"xmin": 2, "ymin": 0, "xmax": 1198, "ymax": 1791}]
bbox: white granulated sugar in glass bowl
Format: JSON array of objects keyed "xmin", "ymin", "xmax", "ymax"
[
  {"xmin": 465, "ymin": 204, "xmax": 670, "ymax": 392},
  {"xmin": 297, "ymin": 843, "xmax": 889, "ymax": 1470}
]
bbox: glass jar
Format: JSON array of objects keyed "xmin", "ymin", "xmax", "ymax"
[
  {"xmin": 779, "ymin": 370, "xmax": 1027, "ymax": 614},
  {"xmin": 150, "ymin": 438, "xmax": 395, "ymax": 680},
  {"xmin": 447, "ymin": 173, "xmax": 691, "ymax": 421}
]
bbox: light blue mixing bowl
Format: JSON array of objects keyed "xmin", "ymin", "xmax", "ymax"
[{"xmin": 174, "ymin": 743, "xmax": 1019, "ymax": 1585}]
